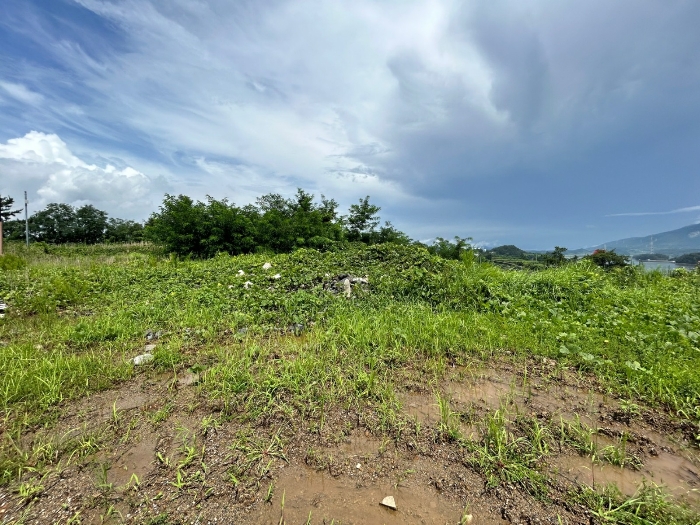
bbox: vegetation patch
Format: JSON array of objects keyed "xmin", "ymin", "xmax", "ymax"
[{"xmin": 1, "ymin": 242, "xmax": 699, "ymax": 523}]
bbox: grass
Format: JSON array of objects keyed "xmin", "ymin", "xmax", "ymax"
[{"xmin": 1, "ymin": 241, "xmax": 700, "ymax": 522}]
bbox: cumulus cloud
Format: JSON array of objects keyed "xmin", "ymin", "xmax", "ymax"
[{"xmin": 0, "ymin": 131, "xmax": 163, "ymax": 218}]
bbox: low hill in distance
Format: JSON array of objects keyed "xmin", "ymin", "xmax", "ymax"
[{"xmin": 567, "ymin": 223, "xmax": 700, "ymax": 257}]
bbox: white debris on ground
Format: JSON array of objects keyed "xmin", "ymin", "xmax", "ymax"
[
  {"xmin": 132, "ymin": 353, "xmax": 154, "ymax": 365},
  {"xmin": 262, "ymin": 262, "xmax": 272, "ymax": 270},
  {"xmin": 243, "ymin": 281, "xmax": 253, "ymax": 289},
  {"xmin": 380, "ymin": 496, "xmax": 397, "ymax": 510}
]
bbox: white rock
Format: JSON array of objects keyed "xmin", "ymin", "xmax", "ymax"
[
  {"xmin": 243, "ymin": 281, "xmax": 253, "ymax": 289},
  {"xmin": 132, "ymin": 353, "xmax": 154, "ymax": 365},
  {"xmin": 462, "ymin": 515, "xmax": 473, "ymax": 523},
  {"xmin": 262, "ymin": 262, "xmax": 272, "ymax": 270},
  {"xmin": 144, "ymin": 344, "xmax": 157, "ymax": 352},
  {"xmin": 380, "ymin": 496, "xmax": 397, "ymax": 510},
  {"xmin": 356, "ymin": 463, "xmax": 362, "ymax": 469}
]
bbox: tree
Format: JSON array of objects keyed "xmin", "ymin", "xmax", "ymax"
[
  {"xmin": 633, "ymin": 253, "xmax": 669, "ymax": 261},
  {"xmin": 1, "ymin": 219, "xmax": 26, "ymax": 240},
  {"xmin": 105, "ymin": 218, "xmax": 145, "ymax": 243},
  {"xmin": 428, "ymin": 236, "xmax": 473, "ymax": 260},
  {"xmin": 30, "ymin": 203, "xmax": 78, "ymax": 244},
  {"xmin": 0, "ymin": 194, "xmax": 22, "ymax": 253},
  {"xmin": 75, "ymin": 205, "xmax": 108, "ymax": 244},
  {"xmin": 346, "ymin": 196, "xmax": 380, "ymax": 242},
  {"xmin": 488, "ymin": 245, "xmax": 527, "ymax": 258},
  {"xmin": 543, "ymin": 246, "xmax": 568, "ymax": 266},
  {"xmin": 377, "ymin": 221, "xmax": 411, "ymax": 245},
  {"xmin": 145, "ymin": 194, "xmax": 208, "ymax": 256},
  {"xmin": 675, "ymin": 253, "xmax": 700, "ymax": 265},
  {"xmin": 0, "ymin": 195, "xmax": 22, "ymax": 223},
  {"xmin": 585, "ymin": 249, "xmax": 629, "ymax": 269}
]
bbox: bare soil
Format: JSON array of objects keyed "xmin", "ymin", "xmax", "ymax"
[{"xmin": 2, "ymin": 358, "xmax": 699, "ymax": 524}]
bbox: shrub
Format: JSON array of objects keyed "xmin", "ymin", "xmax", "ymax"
[{"xmin": 0, "ymin": 254, "xmax": 27, "ymax": 271}]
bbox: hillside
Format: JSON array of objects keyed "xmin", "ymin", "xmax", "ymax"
[{"xmin": 567, "ymin": 223, "xmax": 700, "ymax": 256}]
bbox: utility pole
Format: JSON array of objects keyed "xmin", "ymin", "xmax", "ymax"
[{"xmin": 24, "ymin": 191, "xmax": 29, "ymax": 247}]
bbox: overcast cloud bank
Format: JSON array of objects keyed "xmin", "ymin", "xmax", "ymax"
[{"xmin": 1, "ymin": 0, "xmax": 700, "ymax": 247}]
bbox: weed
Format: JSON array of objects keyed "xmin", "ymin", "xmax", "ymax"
[
  {"xmin": 170, "ymin": 469, "xmax": 186, "ymax": 490},
  {"xmin": 467, "ymin": 409, "xmax": 547, "ymax": 497},
  {"xmin": 601, "ymin": 433, "xmax": 643, "ymax": 470},
  {"xmin": 569, "ymin": 482, "xmax": 698, "ymax": 524},
  {"xmin": 16, "ymin": 478, "xmax": 43, "ymax": 503},
  {"xmin": 436, "ymin": 392, "xmax": 460, "ymax": 440},
  {"xmin": 150, "ymin": 403, "xmax": 174, "ymax": 425},
  {"xmin": 95, "ymin": 463, "xmax": 113, "ymax": 493}
]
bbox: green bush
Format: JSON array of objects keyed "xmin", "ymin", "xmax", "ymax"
[{"xmin": 0, "ymin": 254, "xmax": 26, "ymax": 271}]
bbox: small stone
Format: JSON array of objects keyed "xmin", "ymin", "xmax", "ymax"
[
  {"xmin": 262, "ymin": 262, "xmax": 272, "ymax": 270},
  {"xmin": 380, "ymin": 496, "xmax": 397, "ymax": 510},
  {"xmin": 462, "ymin": 514, "xmax": 473, "ymax": 523},
  {"xmin": 132, "ymin": 353, "xmax": 154, "ymax": 365},
  {"xmin": 356, "ymin": 463, "xmax": 362, "ymax": 469},
  {"xmin": 144, "ymin": 344, "xmax": 157, "ymax": 352}
]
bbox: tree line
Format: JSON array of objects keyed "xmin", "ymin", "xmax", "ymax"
[
  {"xmin": 1, "ymin": 190, "xmax": 412, "ymax": 255},
  {"xmin": 2, "ymin": 191, "xmax": 621, "ymax": 267},
  {"xmin": 1, "ymin": 196, "xmax": 144, "ymax": 244}
]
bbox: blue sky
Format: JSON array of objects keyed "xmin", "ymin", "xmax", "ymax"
[{"xmin": 1, "ymin": 0, "xmax": 699, "ymax": 249}]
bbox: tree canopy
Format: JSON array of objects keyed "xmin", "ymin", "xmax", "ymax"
[
  {"xmin": 675, "ymin": 253, "xmax": 700, "ymax": 265},
  {"xmin": 585, "ymin": 249, "xmax": 629, "ymax": 269},
  {"xmin": 144, "ymin": 191, "xmax": 407, "ymax": 257},
  {"xmin": 0, "ymin": 195, "xmax": 22, "ymax": 223},
  {"xmin": 2, "ymin": 202, "xmax": 143, "ymax": 244}
]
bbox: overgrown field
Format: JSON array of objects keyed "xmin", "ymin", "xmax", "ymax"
[{"xmin": 1, "ymin": 242, "xmax": 699, "ymax": 524}]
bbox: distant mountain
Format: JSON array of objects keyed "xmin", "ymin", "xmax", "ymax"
[{"xmin": 567, "ymin": 223, "xmax": 700, "ymax": 257}]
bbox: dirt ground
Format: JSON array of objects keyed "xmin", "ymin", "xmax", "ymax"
[{"xmin": 2, "ymin": 358, "xmax": 699, "ymax": 524}]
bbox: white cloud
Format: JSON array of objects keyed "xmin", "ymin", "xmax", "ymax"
[
  {"xmin": 0, "ymin": 81, "xmax": 44, "ymax": 106},
  {"xmin": 2, "ymin": 0, "xmax": 700, "ymax": 247},
  {"xmin": 0, "ymin": 131, "xmax": 162, "ymax": 218},
  {"xmin": 607, "ymin": 205, "xmax": 700, "ymax": 217}
]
